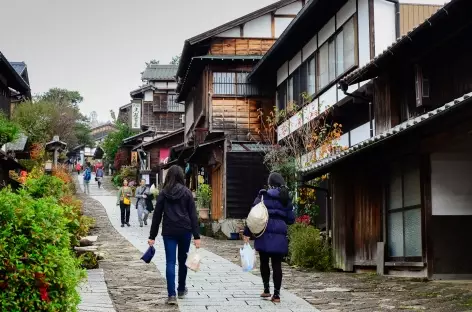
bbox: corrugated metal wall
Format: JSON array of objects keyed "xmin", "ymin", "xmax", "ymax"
[{"xmin": 399, "ymin": 4, "xmax": 442, "ymax": 36}]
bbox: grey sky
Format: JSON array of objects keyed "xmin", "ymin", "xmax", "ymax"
[
  {"xmin": 0, "ymin": 0, "xmax": 277, "ymax": 121},
  {"xmin": 1, "ymin": 0, "xmax": 448, "ymax": 122}
]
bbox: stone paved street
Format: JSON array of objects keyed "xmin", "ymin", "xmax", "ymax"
[
  {"xmin": 80, "ymin": 175, "xmax": 318, "ymax": 312},
  {"xmin": 80, "ymin": 176, "xmax": 472, "ymax": 312},
  {"xmin": 78, "ymin": 269, "xmax": 116, "ymax": 312}
]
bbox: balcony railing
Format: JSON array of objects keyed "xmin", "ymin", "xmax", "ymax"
[{"xmin": 152, "ymin": 101, "xmax": 185, "ymax": 113}]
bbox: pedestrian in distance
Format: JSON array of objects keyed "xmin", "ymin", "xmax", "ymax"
[
  {"xmin": 148, "ymin": 165, "xmax": 201, "ymax": 306},
  {"xmin": 96, "ymin": 167, "xmax": 104, "ymax": 188},
  {"xmin": 83, "ymin": 166, "xmax": 92, "ymax": 195},
  {"xmin": 117, "ymin": 179, "xmax": 132, "ymax": 228},
  {"xmin": 76, "ymin": 162, "xmax": 81, "ymax": 175},
  {"xmin": 243, "ymin": 172, "xmax": 295, "ymax": 303},
  {"xmin": 135, "ymin": 179, "xmax": 150, "ymax": 227}
]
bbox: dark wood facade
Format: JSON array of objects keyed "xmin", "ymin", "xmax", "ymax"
[{"xmin": 311, "ymin": 1, "xmax": 472, "ymax": 278}]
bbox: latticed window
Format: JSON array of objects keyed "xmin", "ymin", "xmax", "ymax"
[{"xmin": 213, "ymin": 72, "xmax": 260, "ymax": 96}]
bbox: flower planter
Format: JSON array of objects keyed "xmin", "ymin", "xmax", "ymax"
[
  {"xmin": 229, "ymin": 232, "xmax": 240, "ymax": 240},
  {"xmin": 198, "ymin": 208, "xmax": 210, "ymax": 220}
]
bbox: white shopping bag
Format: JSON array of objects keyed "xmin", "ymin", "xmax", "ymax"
[
  {"xmin": 240, "ymin": 243, "xmax": 256, "ymax": 272},
  {"xmin": 186, "ymin": 249, "xmax": 201, "ymax": 272}
]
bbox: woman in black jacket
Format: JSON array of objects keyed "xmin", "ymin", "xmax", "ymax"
[{"xmin": 148, "ymin": 165, "xmax": 201, "ymax": 305}]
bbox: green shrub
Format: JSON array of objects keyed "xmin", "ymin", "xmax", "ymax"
[
  {"xmin": 0, "ymin": 188, "xmax": 85, "ymax": 311},
  {"xmin": 196, "ymin": 184, "xmax": 212, "ymax": 209},
  {"xmin": 23, "ymin": 174, "xmax": 67, "ymax": 199},
  {"xmin": 18, "ymin": 159, "xmax": 39, "ymax": 172},
  {"xmin": 288, "ymin": 223, "xmax": 332, "ymax": 271},
  {"xmin": 78, "ymin": 252, "xmax": 98, "ymax": 270}
]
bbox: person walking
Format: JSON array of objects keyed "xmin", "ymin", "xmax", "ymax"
[
  {"xmin": 117, "ymin": 179, "xmax": 132, "ymax": 227},
  {"xmin": 83, "ymin": 166, "xmax": 92, "ymax": 195},
  {"xmin": 76, "ymin": 162, "xmax": 81, "ymax": 175},
  {"xmin": 135, "ymin": 179, "xmax": 150, "ymax": 227},
  {"xmin": 148, "ymin": 165, "xmax": 201, "ymax": 305},
  {"xmin": 96, "ymin": 167, "xmax": 104, "ymax": 189},
  {"xmin": 243, "ymin": 172, "xmax": 295, "ymax": 303}
]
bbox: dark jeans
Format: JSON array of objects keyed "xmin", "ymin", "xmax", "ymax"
[
  {"xmin": 259, "ymin": 252, "xmax": 283, "ymax": 295},
  {"xmin": 120, "ymin": 202, "xmax": 130, "ymax": 224},
  {"xmin": 163, "ymin": 233, "xmax": 192, "ymax": 297}
]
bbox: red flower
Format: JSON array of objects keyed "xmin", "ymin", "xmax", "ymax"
[
  {"xmin": 39, "ymin": 286, "xmax": 50, "ymax": 302},
  {"xmin": 296, "ymin": 215, "xmax": 311, "ymax": 225}
]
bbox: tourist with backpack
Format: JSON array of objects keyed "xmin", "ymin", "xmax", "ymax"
[
  {"xmin": 83, "ymin": 166, "xmax": 92, "ymax": 194},
  {"xmin": 243, "ymin": 172, "xmax": 295, "ymax": 303},
  {"xmin": 96, "ymin": 167, "xmax": 104, "ymax": 189},
  {"xmin": 148, "ymin": 165, "xmax": 201, "ymax": 305}
]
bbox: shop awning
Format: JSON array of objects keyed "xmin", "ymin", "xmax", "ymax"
[{"xmin": 187, "ymin": 138, "xmax": 225, "ymax": 165}]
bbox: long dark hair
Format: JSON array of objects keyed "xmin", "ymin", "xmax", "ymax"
[
  {"xmin": 268, "ymin": 172, "xmax": 290, "ymax": 206},
  {"xmin": 163, "ymin": 165, "xmax": 185, "ymax": 192}
]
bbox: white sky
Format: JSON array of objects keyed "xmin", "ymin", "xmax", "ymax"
[
  {"xmin": 0, "ymin": 0, "xmax": 449, "ymax": 122},
  {"xmin": 0, "ymin": 0, "xmax": 277, "ymax": 121}
]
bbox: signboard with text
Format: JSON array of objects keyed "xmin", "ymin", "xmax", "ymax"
[{"xmin": 131, "ymin": 102, "xmax": 141, "ymax": 129}]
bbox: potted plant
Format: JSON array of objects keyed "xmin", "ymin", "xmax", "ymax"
[
  {"xmin": 228, "ymin": 223, "xmax": 240, "ymax": 240},
  {"xmin": 196, "ymin": 183, "xmax": 212, "ymax": 220}
]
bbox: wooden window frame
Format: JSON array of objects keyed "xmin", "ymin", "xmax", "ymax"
[
  {"xmin": 212, "ymin": 71, "xmax": 258, "ymax": 97},
  {"xmin": 386, "ymin": 160, "xmax": 423, "ymax": 263}
]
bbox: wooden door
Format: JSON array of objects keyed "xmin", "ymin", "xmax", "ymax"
[{"xmin": 211, "ymin": 165, "xmax": 223, "ymax": 220}]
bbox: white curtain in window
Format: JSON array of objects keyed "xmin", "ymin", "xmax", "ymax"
[
  {"xmin": 319, "ymin": 44, "xmax": 329, "ymax": 89},
  {"xmin": 307, "ymin": 58, "xmax": 316, "ymax": 95}
]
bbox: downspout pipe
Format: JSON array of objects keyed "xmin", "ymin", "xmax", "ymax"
[
  {"xmin": 339, "ymin": 82, "xmax": 374, "ymax": 138},
  {"xmin": 384, "ymin": 0, "xmax": 401, "ymax": 38}
]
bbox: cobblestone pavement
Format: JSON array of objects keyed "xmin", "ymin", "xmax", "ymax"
[
  {"xmin": 77, "ymin": 178, "xmax": 178, "ymax": 312},
  {"xmin": 96, "ymin": 176, "xmax": 472, "ymax": 311},
  {"xmin": 86, "ymin": 176, "xmax": 318, "ymax": 312},
  {"xmin": 78, "ymin": 269, "xmax": 116, "ymax": 312},
  {"xmin": 201, "ymin": 231, "xmax": 472, "ymax": 312}
]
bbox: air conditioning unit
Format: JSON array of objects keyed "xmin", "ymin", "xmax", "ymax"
[{"xmin": 180, "ymin": 114, "xmax": 185, "ymax": 124}]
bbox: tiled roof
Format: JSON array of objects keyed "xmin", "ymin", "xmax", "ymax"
[
  {"xmin": 5, "ymin": 134, "xmax": 28, "ymax": 151},
  {"xmin": 230, "ymin": 142, "xmax": 273, "ymax": 152},
  {"xmin": 301, "ymin": 92, "xmax": 472, "ymax": 177},
  {"xmin": 9, "ymin": 62, "xmax": 26, "ymax": 75},
  {"xmin": 130, "ymin": 84, "xmax": 155, "ymax": 96},
  {"xmin": 141, "ymin": 64, "xmax": 177, "ymax": 81}
]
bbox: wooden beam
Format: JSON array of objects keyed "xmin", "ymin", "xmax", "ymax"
[
  {"xmin": 368, "ymin": 0, "xmax": 375, "ymax": 59},
  {"xmin": 274, "ymin": 14, "xmax": 297, "ymax": 18},
  {"xmin": 240, "ymin": 24, "xmax": 244, "ymax": 37},
  {"xmin": 271, "ymin": 13, "xmax": 275, "ymax": 38}
]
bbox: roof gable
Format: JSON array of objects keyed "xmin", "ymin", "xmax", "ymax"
[
  {"xmin": 141, "ymin": 64, "xmax": 178, "ymax": 82},
  {"xmin": 176, "ymin": 0, "xmax": 301, "ymax": 79}
]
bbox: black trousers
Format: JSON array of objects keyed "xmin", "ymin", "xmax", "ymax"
[
  {"xmin": 120, "ymin": 202, "xmax": 130, "ymax": 224},
  {"xmin": 259, "ymin": 252, "xmax": 283, "ymax": 294}
]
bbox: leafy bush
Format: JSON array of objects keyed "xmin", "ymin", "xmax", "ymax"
[
  {"xmin": 0, "ymin": 113, "xmax": 20, "ymax": 146},
  {"xmin": 196, "ymin": 184, "xmax": 212, "ymax": 209},
  {"xmin": 23, "ymin": 174, "xmax": 67, "ymax": 199},
  {"xmin": 112, "ymin": 166, "xmax": 137, "ymax": 187},
  {"xmin": 18, "ymin": 159, "xmax": 39, "ymax": 172},
  {"xmin": 288, "ymin": 223, "xmax": 332, "ymax": 271},
  {"xmin": 0, "ymin": 189, "xmax": 85, "ymax": 311},
  {"xmin": 78, "ymin": 252, "xmax": 98, "ymax": 270}
]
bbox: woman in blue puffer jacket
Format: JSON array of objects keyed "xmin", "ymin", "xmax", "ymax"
[{"xmin": 243, "ymin": 172, "xmax": 295, "ymax": 303}]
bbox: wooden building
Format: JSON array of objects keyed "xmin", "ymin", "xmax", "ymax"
[
  {"xmin": 0, "ymin": 54, "xmax": 30, "ymax": 118},
  {"xmin": 0, "ymin": 52, "xmax": 30, "ymax": 187},
  {"xmin": 175, "ymin": 0, "xmax": 304, "ymax": 222},
  {"xmin": 300, "ymin": 0, "xmax": 472, "ymax": 279},
  {"xmin": 247, "ymin": 0, "xmax": 445, "ymax": 276},
  {"xmin": 140, "ymin": 128, "xmax": 184, "ymax": 186},
  {"xmin": 129, "ymin": 64, "xmax": 184, "ymax": 134}
]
